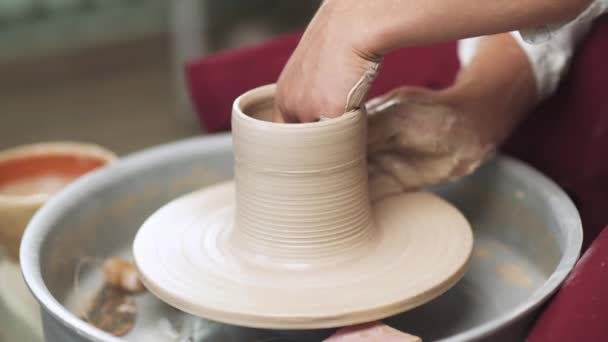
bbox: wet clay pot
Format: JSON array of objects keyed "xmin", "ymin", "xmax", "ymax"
[{"xmin": 133, "ymin": 84, "xmax": 473, "ymax": 329}]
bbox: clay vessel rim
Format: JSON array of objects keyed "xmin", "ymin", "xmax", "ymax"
[{"xmin": 233, "ymin": 84, "xmax": 360, "ymax": 129}]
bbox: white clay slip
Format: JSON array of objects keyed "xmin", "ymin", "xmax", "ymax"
[{"xmin": 133, "ymin": 84, "xmax": 474, "ymax": 329}]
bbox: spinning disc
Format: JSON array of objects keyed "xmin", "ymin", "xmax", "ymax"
[{"xmin": 133, "ymin": 181, "xmax": 472, "ymax": 329}]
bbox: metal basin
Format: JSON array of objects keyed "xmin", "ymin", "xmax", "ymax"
[{"xmin": 21, "ymin": 134, "xmax": 582, "ymax": 341}]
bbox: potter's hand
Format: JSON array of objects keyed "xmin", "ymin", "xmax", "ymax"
[
  {"xmin": 273, "ymin": 0, "xmax": 589, "ymax": 123},
  {"xmin": 274, "ymin": 1, "xmax": 381, "ymax": 123},
  {"xmin": 367, "ymin": 32, "xmax": 538, "ymax": 198},
  {"xmin": 367, "ymin": 86, "xmax": 495, "ymax": 199}
]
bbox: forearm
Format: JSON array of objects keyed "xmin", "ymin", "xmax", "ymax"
[
  {"xmin": 443, "ymin": 33, "xmax": 537, "ymax": 145},
  {"xmin": 322, "ymin": 0, "xmax": 592, "ymax": 55}
]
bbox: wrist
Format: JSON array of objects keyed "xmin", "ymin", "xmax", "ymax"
[
  {"xmin": 438, "ymin": 81, "xmax": 521, "ymax": 147},
  {"xmin": 319, "ymin": 0, "xmax": 391, "ymax": 58}
]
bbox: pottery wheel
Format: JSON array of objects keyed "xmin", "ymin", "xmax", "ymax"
[{"xmin": 133, "ymin": 85, "xmax": 473, "ymax": 329}]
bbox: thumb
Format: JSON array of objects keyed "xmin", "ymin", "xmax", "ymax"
[
  {"xmin": 344, "ymin": 61, "xmax": 382, "ymax": 112},
  {"xmin": 366, "ymin": 92, "xmax": 414, "ymax": 150},
  {"xmin": 271, "ymin": 107, "xmax": 286, "ymax": 123}
]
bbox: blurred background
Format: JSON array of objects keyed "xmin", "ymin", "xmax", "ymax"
[
  {"xmin": 1, "ymin": 2, "xmax": 323, "ymax": 341},
  {"xmin": 0, "ymin": 0, "xmax": 321, "ymax": 155}
]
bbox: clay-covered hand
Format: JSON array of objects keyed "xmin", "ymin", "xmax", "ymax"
[
  {"xmin": 273, "ymin": 0, "xmax": 381, "ymax": 123},
  {"xmin": 366, "ymin": 86, "xmax": 496, "ymax": 200}
]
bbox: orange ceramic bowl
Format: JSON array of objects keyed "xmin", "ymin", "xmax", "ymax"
[{"xmin": 0, "ymin": 142, "xmax": 116, "ymax": 261}]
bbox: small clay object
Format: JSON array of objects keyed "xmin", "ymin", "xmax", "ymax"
[
  {"xmin": 103, "ymin": 257, "xmax": 145, "ymax": 294},
  {"xmin": 81, "ymin": 286, "xmax": 136, "ymax": 337},
  {"xmin": 324, "ymin": 322, "xmax": 422, "ymax": 341}
]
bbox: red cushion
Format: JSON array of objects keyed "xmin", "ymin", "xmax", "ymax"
[
  {"xmin": 527, "ymin": 226, "xmax": 608, "ymax": 342},
  {"xmin": 185, "ymin": 32, "xmax": 458, "ymax": 132},
  {"xmin": 186, "ymin": 33, "xmax": 299, "ymax": 133}
]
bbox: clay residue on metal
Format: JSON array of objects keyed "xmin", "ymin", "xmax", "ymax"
[
  {"xmin": 496, "ymin": 263, "xmax": 533, "ymax": 289},
  {"xmin": 75, "ymin": 257, "xmax": 146, "ymax": 337},
  {"xmin": 474, "ymin": 246, "xmax": 490, "ymax": 259},
  {"xmin": 80, "ymin": 286, "xmax": 136, "ymax": 337}
]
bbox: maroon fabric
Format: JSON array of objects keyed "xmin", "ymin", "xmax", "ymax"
[
  {"xmin": 185, "ymin": 33, "xmax": 298, "ymax": 133},
  {"xmin": 528, "ymin": 226, "xmax": 608, "ymax": 342},
  {"xmin": 185, "ymin": 32, "xmax": 458, "ymax": 132},
  {"xmin": 512, "ymin": 16, "xmax": 608, "ymax": 341},
  {"xmin": 503, "ymin": 15, "xmax": 608, "ymax": 249}
]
